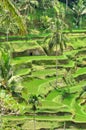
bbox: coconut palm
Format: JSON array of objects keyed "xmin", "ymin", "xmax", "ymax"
[
  {"xmin": 19, "ymin": 0, "xmax": 39, "ymax": 15},
  {"xmin": 0, "ymin": 0, "xmax": 27, "ymax": 35},
  {"xmin": 72, "ymin": 0, "xmax": 86, "ymax": 28},
  {"xmin": 17, "ymin": 0, "xmax": 39, "ymax": 30},
  {"xmin": 0, "ymin": 8, "xmax": 18, "ymax": 38},
  {"xmin": 44, "ymin": 0, "xmax": 68, "ymax": 88}
]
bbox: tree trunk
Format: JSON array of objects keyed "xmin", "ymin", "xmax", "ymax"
[
  {"xmin": 7, "ymin": 29, "xmax": 9, "ymax": 42},
  {"xmin": 66, "ymin": 0, "xmax": 68, "ymax": 11},
  {"xmin": 33, "ymin": 111, "xmax": 36, "ymax": 130},
  {"xmin": 0, "ymin": 111, "xmax": 3, "ymax": 130},
  {"xmin": 63, "ymin": 121, "xmax": 66, "ymax": 130},
  {"xmin": 79, "ymin": 16, "xmax": 82, "ymax": 29},
  {"xmin": 0, "ymin": 100, "xmax": 3, "ymax": 130},
  {"xmin": 76, "ymin": 15, "xmax": 80, "ymax": 28},
  {"xmin": 56, "ymin": 44, "xmax": 58, "ymax": 88}
]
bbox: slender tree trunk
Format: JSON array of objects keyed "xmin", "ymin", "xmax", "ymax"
[
  {"xmin": 79, "ymin": 16, "xmax": 82, "ymax": 29},
  {"xmin": 63, "ymin": 121, "xmax": 66, "ymax": 130},
  {"xmin": 76, "ymin": 15, "xmax": 80, "ymax": 28},
  {"xmin": 0, "ymin": 110, "xmax": 2, "ymax": 130},
  {"xmin": 33, "ymin": 111, "xmax": 36, "ymax": 130},
  {"xmin": 56, "ymin": 44, "xmax": 58, "ymax": 88},
  {"xmin": 0, "ymin": 100, "xmax": 3, "ymax": 130},
  {"xmin": 7, "ymin": 29, "xmax": 9, "ymax": 42},
  {"xmin": 66, "ymin": 0, "xmax": 68, "ymax": 11}
]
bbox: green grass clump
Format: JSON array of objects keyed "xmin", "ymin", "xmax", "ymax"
[
  {"xmin": 32, "ymin": 69, "xmax": 56, "ymax": 78},
  {"xmin": 73, "ymin": 67, "xmax": 86, "ymax": 78},
  {"xmin": 68, "ymin": 38, "xmax": 86, "ymax": 49},
  {"xmin": 15, "ymin": 68, "xmax": 31, "ymax": 76},
  {"xmin": 12, "ymin": 55, "xmax": 68, "ymax": 65}
]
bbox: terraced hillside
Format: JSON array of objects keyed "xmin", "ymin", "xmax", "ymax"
[{"xmin": 0, "ymin": 33, "xmax": 86, "ymax": 130}]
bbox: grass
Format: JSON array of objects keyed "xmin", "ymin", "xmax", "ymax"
[
  {"xmin": 58, "ymin": 60, "xmax": 75, "ymax": 68},
  {"xmin": 64, "ymin": 49, "xmax": 78, "ymax": 57},
  {"xmin": 11, "ymin": 40, "xmax": 42, "ymax": 52},
  {"xmin": 2, "ymin": 114, "xmax": 72, "ymax": 121},
  {"xmin": 63, "ymin": 94, "xmax": 76, "ymax": 106},
  {"xmin": 32, "ymin": 69, "xmax": 56, "ymax": 78},
  {"xmin": 73, "ymin": 67, "xmax": 86, "ymax": 78},
  {"xmin": 22, "ymin": 77, "xmax": 55, "ymax": 99},
  {"xmin": 77, "ymin": 55, "xmax": 86, "ymax": 62},
  {"xmin": 12, "ymin": 55, "xmax": 68, "ymax": 65},
  {"xmin": 1, "ymin": 32, "xmax": 86, "ymax": 129},
  {"xmin": 70, "ymin": 80, "xmax": 86, "ymax": 93},
  {"xmin": 46, "ymin": 89, "xmax": 59, "ymax": 100},
  {"xmin": 68, "ymin": 38, "xmax": 86, "ymax": 49},
  {"xmin": 15, "ymin": 68, "xmax": 31, "ymax": 76},
  {"xmin": 11, "ymin": 52, "xmax": 86, "ymax": 124},
  {"xmin": 64, "ymin": 29, "xmax": 86, "ymax": 33}
]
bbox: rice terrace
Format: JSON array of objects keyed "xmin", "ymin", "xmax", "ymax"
[{"xmin": 0, "ymin": 0, "xmax": 86, "ymax": 130}]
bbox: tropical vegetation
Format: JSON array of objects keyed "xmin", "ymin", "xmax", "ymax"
[{"xmin": 0, "ymin": 0, "xmax": 86, "ymax": 130}]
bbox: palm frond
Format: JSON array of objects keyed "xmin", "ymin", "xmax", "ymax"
[{"xmin": 1, "ymin": 0, "xmax": 27, "ymax": 35}]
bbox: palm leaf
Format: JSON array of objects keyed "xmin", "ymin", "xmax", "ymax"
[{"xmin": 1, "ymin": 0, "xmax": 27, "ymax": 35}]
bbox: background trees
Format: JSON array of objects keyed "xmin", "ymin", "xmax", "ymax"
[
  {"xmin": 0, "ymin": 0, "xmax": 86, "ymax": 35},
  {"xmin": 18, "ymin": 0, "xmax": 39, "ymax": 15},
  {"xmin": 0, "ymin": 0, "xmax": 27, "ymax": 35}
]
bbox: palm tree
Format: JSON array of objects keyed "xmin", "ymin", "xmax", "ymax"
[
  {"xmin": 72, "ymin": 0, "xmax": 86, "ymax": 28},
  {"xmin": 0, "ymin": 9, "xmax": 18, "ymax": 39},
  {"xmin": 0, "ymin": 0, "xmax": 27, "ymax": 35},
  {"xmin": 28, "ymin": 94, "xmax": 41, "ymax": 130},
  {"xmin": 38, "ymin": 0, "xmax": 52, "ymax": 10},
  {"xmin": 0, "ymin": 45, "xmax": 23, "ymax": 94},
  {"xmin": 44, "ymin": 0, "xmax": 68, "ymax": 88},
  {"xmin": 50, "ymin": 32, "xmax": 67, "ymax": 87},
  {"xmin": 0, "ymin": 45, "xmax": 25, "ymax": 118},
  {"xmin": 19, "ymin": 0, "xmax": 39, "ymax": 15}
]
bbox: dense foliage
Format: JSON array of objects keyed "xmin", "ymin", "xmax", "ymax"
[
  {"xmin": 0, "ymin": 0, "xmax": 86, "ymax": 130},
  {"xmin": 0, "ymin": 0, "xmax": 86, "ymax": 35}
]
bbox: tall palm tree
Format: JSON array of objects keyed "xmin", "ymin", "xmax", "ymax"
[
  {"xmin": 72, "ymin": 0, "xmax": 86, "ymax": 28},
  {"xmin": 44, "ymin": 0, "xmax": 68, "ymax": 88},
  {"xmin": 1, "ymin": 0, "xmax": 27, "ymax": 35},
  {"xmin": 46, "ymin": 31, "xmax": 67, "ymax": 87},
  {"xmin": 28, "ymin": 94, "xmax": 41, "ymax": 130}
]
